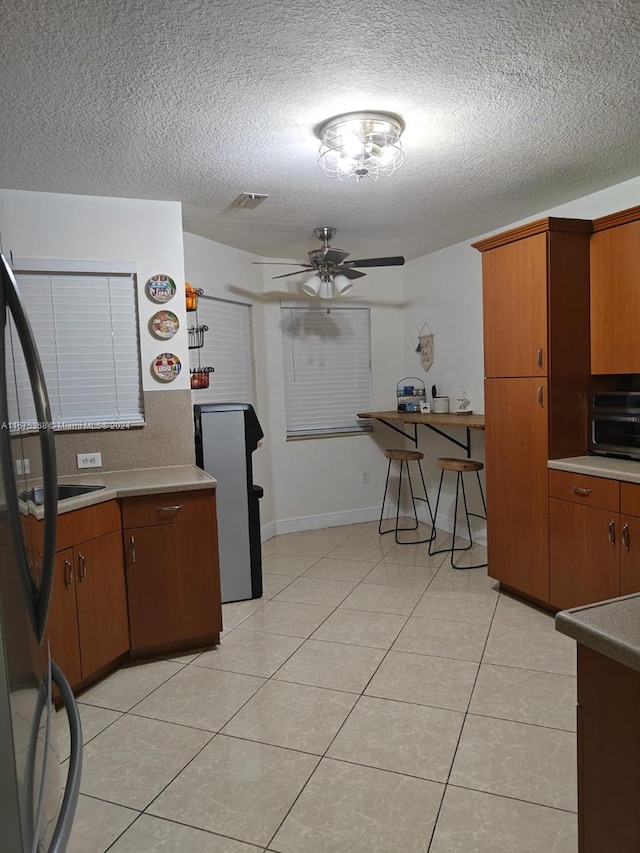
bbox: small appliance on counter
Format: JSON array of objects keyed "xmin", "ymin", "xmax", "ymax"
[
  {"xmin": 194, "ymin": 403, "xmax": 264, "ymax": 603},
  {"xmin": 590, "ymin": 391, "xmax": 640, "ymax": 460}
]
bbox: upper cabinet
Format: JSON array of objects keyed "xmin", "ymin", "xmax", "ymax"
[
  {"xmin": 478, "ymin": 219, "xmax": 592, "ymax": 381},
  {"xmin": 481, "ymin": 232, "xmax": 548, "ymax": 377},
  {"xmin": 591, "ymin": 206, "xmax": 640, "ymax": 375}
]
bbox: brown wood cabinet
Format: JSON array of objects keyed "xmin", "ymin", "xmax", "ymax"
[
  {"xmin": 549, "ymin": 471, "xmax": 640, "ymax": 609},
  {"xmin": 123, "ymin": 490, "xmax": 222, "ymax": 656},
  {"xmin": 47, "ymin": 501, "xmax": 129, "ymax": 687},
  {"xmin": 577, "ymin": 644, "xmax": 640, "ymax": 852},
  {"xmin": 474, "ymin": 218, "xmax": 592, "ymax": 605},
  {"xmin": 591, "ymin": 207, "xmax": 640, "ymax": 375}
]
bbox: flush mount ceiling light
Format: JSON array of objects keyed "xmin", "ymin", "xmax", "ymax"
[{"xmin": 317, "ymin": 112, "xmax": 405, "ymax": 182}]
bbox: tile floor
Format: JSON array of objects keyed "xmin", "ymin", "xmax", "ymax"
[{"xmin": 55, "ymin": 521, "xmax": 578, "ymax": 852}]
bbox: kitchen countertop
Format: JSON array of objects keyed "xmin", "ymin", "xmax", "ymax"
[
  {"xmin": 556, "ymin": 593, "xmax": 640, "ymax": 673},
  {"xmin": 548, "ymin": 455, "xmax": 640, "ymax": 483},
  {"xmin": 23, "ymin": 464, "xmax": 216, "ymax": 516}
]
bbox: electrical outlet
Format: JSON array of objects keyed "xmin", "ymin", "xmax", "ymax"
[
  {"xmin": 361, "ymin": 470, "xmax": 370, "ymax": 484},
  {"xmin": 15, "ymin": 459, "xmax": 30, "ymax": 475},
  {"xmin": 77, "ymin": 452, "xmax": 102, "ymax": 469}
]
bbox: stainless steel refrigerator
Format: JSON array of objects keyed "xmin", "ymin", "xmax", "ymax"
[{"xmin": 0, "ymin": 253, "xmax": 82, "ymax": 851}]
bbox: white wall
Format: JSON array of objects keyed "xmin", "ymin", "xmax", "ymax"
[
  {"xmin": 183, "ymin": 231, "xmax": 408, "ymax": 535},
  {"xmin": 402, "ymin": 173, "xmax": 640, "ymax": 542},
  {"xmin": 0, "ymin": 189, "xmax": 188, "ymax": 392},
  {"xmin": 182, "ymin": 231, "xmax": 275, "ymax": 526}
]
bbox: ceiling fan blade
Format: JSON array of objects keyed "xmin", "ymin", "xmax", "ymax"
[
  {"xmin": 320, "ymin": 248, "xmax": 350, "ymax": 264},
  {"xmin": 343, "ymin": 256, "xmax": 405, "ymax": 268},
  {"xmin": 272, "ymin": 268, "xmax": 314, "ymax": 280},
  {"xmin": 338, "ymin": 268, "xmax": 367, "ymax": 280},
  {"xmin": 251, "ymin": 262, "xmax": 308, "ymax": 266}
]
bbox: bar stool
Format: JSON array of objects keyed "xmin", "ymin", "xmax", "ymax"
[
  {"xmin": 428, "ymin": 457, "xmax": 487, "ymax": 569},
  {"xmin": 378, "ymin": 449, "xmax": 434, "ymax": 544}
]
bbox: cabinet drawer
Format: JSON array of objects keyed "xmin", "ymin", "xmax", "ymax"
[
  {"xmin": 55, "ymin": 500, "xmax": 122, "ymax": 551},
  {"xmin": 549, "ymin": 469, "xmax": 620, "ymax": 512},
  {"xmin": 121, "ymin": 489, "xmax": 216, "ymax": 528},
  {"xmin": 621, "ymin": 482, "xmax": 640, "ymax": 517}
]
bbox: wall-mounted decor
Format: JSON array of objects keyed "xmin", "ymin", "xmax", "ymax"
[
  {"xmin": 145, "ymin": 274, "xmax": 176, "ymax": 303},
  {"xmin": 149, "ymin": 310, "xmax": 179, "ymax": 340},
  {"xmin": 415, "ymin": 322, "xmax": 434, "ymax": 372},
  {"xmin": 190, "ymin": 367, "xmax": 215, "ymax": 389},
  {"xmin": 151, "ymin": 352, "xmax": 181, "ymax": 382}
]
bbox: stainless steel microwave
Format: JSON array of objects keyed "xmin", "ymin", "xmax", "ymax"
[{"xmin": 590, "ymin": 392, "xmax": 640, "ymax": 460}]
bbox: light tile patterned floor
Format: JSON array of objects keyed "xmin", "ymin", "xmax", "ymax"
[{"xmin": 57, "ymin": 522, "xmax": 578, "ymax": 852}]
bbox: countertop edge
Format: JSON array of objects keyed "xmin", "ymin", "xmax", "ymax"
[
  {"xmin": 555, "ymin": 593, "xmax": 640, "ymax": 673},
  {"xmin": 26, "ymin": 465, "xmax": 217, "ymax": 517},
  {"xmin": 548, "ymin": 456, "xmax": 640, "ymax": 484}
]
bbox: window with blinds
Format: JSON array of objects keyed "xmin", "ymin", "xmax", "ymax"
[
  {"xmin": 282, "ymin": 304, "xmax": 372, "ymax": 437},
  {"xmin": 7, "ymin": 270, "xmax": 143, "ymax": 429},
  {"xmin": 189, "ymin": 295, "xmax": 255, "ymax": 404}
]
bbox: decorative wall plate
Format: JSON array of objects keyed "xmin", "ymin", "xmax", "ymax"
[
  {"xmin": 152, "ymin": 352, "xmax": 182, "ymax": 382},
  {"xmin": 146, "ymin": 274, "xmax": 177, "ymax": 303},
  {"xmin": 149, "ymin": 310, "xmax": 179, "ymax": 340}
]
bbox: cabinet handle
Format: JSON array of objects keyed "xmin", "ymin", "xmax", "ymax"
[
  {"xmin": 156, "ymin": 504, "xmax": 183, "ymax": 514},
  {"xmin": 130, "ymin": 535, "xmax": 136, "ymax": 565},
  {"xmin": 64, "ymin": 559, "xmax": 73, "ymax": 588},
  {"xmin": 537, "ymin": 385, "xmax": 544, "ymax": 407},
  {"xmin": 608, "ymin": 519, "xmax": 616, "ymax": 547},
  {"xmin": 537, "ymin": 347, "xmax": 543, "ymax": 369},
  {"xmin": 623, "ymin": 523, "xmax": 630, "ymax": 550},
  {"xmin": 78, "ymin": 552, "xmax": 87, "ymax": 580},
  {"xmin": 572, "ymin": 486, "xmax": 592, "ymax": 497}
]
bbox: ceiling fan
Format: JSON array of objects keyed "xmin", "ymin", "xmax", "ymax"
[{"xmin": 253, "ymin": 227, "xmax": 404, "ymax": 297}]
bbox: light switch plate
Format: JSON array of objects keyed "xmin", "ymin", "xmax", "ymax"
[{"xmin": 77, "ymin": 452, "xmax": 102, "ymax": 469}]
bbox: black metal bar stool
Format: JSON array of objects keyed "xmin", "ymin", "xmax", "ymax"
[
  {"xmin": 378, "ymin": 449, "xmax": 434, "ymax": 544},
  {"xmin": 428, "ymin": 457, "xmax": 487, "ymax": 569}
]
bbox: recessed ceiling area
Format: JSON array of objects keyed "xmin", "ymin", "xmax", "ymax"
[{"xmin": 1, "ymin": 0, "xmax": 639, "ymax": 261}]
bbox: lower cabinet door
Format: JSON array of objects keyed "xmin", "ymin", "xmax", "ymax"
[
  {"xmin": 125, "ymin": 520, "xmax": 221, "ymax": 653},
  {"xmin": 75, "ymin": 530, "xmax": 130, "ymax": 677},
  {"xmin": 485, "ymin": 377, "xmax": 550, "ymax": 602},
  {"xmin": 620, "ymin": 514, "xmax": 640, "ymax": 595},
  {"xmin": 47, "ymin": 548, "xmax": 82, "ymax": 687},
  {"xmin": 550, "ymin": 498, "xmax": 620, "ymax": 609}
]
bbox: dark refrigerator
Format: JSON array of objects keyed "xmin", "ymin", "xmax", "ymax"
[
  {"xmin": 0, "ymin": 254, "xmax": 82, "ymax": 851},
  {"xmin": 194, "ymin": 403, "xmax": 264, "ymax": 603}
]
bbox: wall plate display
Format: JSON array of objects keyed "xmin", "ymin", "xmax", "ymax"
[
  {"xmin": 152, "ymin": 352, "xmax": 182, "ymax": 382},
  {"xmin": 146, "ymin": 274, "xmax": 177, "ymax": 303},
  {"xmin": 149, "ymin": 310, "xmax": 179, "ymax": 340}
]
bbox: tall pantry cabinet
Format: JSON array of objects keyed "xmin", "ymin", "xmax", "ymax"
[{"xmin": 473, "ymin": 219, "xmax": 592, "ymax": 604}]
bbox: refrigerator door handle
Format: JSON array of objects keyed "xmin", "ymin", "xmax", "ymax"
[
  {"xmin": 2, "ymin": 256, "xmax": 58, "ymax": 642},
  {"xmin": 47, "ymin": 661, "xmax": 83, "ymax": 853}
]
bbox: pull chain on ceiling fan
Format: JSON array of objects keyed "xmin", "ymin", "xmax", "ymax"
[{"xmin": 252, "ymin": 227, "xmax": 404, "ymax": 298}]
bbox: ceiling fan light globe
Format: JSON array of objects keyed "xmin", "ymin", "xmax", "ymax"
[
  {"xmin": 318, "ymin": 280, "xmax": 334, "ymax": 299},
  {"xmin": 333, "ymin": 274, "xmax": 353, "ymax": 295},
  {"xmin": 302, "ymin": 274, "xmax": 322, "ymax": 296}
]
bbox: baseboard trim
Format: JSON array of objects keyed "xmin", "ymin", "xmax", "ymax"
[{"xmin": 262, "ymin": 504, "xmax": 487, "ymax": 546}]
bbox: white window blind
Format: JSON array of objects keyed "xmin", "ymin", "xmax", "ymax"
[
  {"xmin": 189, "ymin": 295, "xmax": 255, "ymax": 404},
  {"xmin": 282, "ymin": 304, "xmax": 372, "ymax": 437},
  {"xmin": 8, "ymin": 271, "xmax": 143, "ymax": 429}
]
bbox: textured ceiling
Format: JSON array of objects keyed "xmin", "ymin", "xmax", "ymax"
[{"xmin": 1, "ymin": 0, "xmax": 640, "ymax": 261}]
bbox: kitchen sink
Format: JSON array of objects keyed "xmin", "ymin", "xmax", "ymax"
[{"xmin": 19, "ymin": 484, "xmax": 106, "ymax": 505}]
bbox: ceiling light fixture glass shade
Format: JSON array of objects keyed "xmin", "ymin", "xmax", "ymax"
[
  {"xmin": 333, "ymin": 274, "xmax": 353, "ymax": 295},
  {"xmin": 317, "ymin": 112, "xmax": 405, "ymax": 182},
  {"xmin": 301, "ymin": 274, "xmax": 322, "ymax": 296}
]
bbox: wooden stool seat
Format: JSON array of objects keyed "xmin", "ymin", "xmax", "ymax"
[
  {"xmin": 384, "ymin": 449, "xmax": 424, "ymax": 462},
  {"xmin": 438, "ymin": 457, "xmax": 483, "ymax": 473},
  {"xmin": 429, "ymin": 458, "xmax": 487, "ymax": 570}
]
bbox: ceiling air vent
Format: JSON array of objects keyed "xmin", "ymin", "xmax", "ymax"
[{"xmin": 231, "ymin": 193, "xmax": 269, "ymax": 210}]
